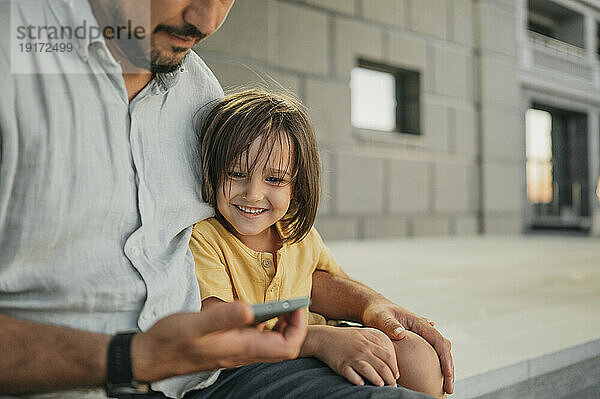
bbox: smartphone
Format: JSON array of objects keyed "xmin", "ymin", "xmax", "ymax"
[{"xmin": 251, "ymin": 297, "xmax": 310, "ymax": 324}]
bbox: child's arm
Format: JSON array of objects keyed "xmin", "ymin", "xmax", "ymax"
[
  {"xmin": 300, "ymin": 325, "xmax": 399, "ymax": 387},
  {"xmin": 201, "ymin": 296, "xmax": 226, "ymax": 310}
]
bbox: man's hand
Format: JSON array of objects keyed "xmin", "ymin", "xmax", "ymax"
[
  {"xmin": 303, "ymin": 325, "xmax": 399, "ymax": 387},
  {"xmin": 362, "ymin": 300, "xmax": 454, "ymax": 394},
  {"xmin": 311, "ymin": 270, "xmax": 454, "ymax": 394},
  {"xmin": 132, "ymin": 301, "xmax": 307, "ymax": 382}
]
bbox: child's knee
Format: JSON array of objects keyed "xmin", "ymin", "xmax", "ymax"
[{"xmin": 393, "ymin": 331, "xmax": 445, "ymax": 399}]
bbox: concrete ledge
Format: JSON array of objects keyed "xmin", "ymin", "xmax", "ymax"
[
  {"xmin": 327, "ymin": 236, "xmax": 600, "ymax": 399},
  {"xmin": 472, "ymin": 355, "xmax": 600, "ymax": 399},
  {"xmin": 453, "ymin": 338, "xmax": 600, "ymax": 398}
]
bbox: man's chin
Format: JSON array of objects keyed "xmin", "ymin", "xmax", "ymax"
[
  {"xmin": 149, "ymin": 49, "xmax": 188, "ymax": 74},
  {"xmin": 150, "ymin": 62, "xmax": 182, "ymax": 74}
]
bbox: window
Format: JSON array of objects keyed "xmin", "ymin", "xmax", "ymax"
[
  {"xmin": 597, "ymin": 21, "xmax": 600, "ymax": 57},
  {"xmin": 526, "ymin": 104, "xmax": 590, "ymax": 231},
  {"xmin": 526, "ymin": 109, "xmax": 553, "ymax": 204},
  {"xmin": 350, "ymin": 60, "xmax": 420, "ymax": 135},
  {"xmin": 528, "ymin": 0, "xmax": 584, "ymax": 50}
]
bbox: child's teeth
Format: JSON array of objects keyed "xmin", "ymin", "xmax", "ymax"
[{"xmin": 237, "ymin": 205, "xmax": 264, "ymax": 214}]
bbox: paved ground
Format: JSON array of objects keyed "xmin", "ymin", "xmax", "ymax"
[{"xmin": 326, "ymin": 235, "xmax": 600, "ymax": 396}]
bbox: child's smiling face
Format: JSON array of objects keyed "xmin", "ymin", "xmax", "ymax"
[{"xmin": 216, "ymin": 134, "xmax": 294, "ymax": 245}]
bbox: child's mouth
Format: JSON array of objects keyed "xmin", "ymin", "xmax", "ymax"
[{"xmin": 234, "ymin": 205, "xmax": 268, "ymax": 216}]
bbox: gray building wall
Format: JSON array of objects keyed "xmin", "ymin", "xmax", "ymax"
[
  {"xmin": 518, "ymin": 0, "xmax": 600, "ymax": 236},
  {"xmin": 193, "ymin": 0, "xmax": 590, "ymax": 241}
]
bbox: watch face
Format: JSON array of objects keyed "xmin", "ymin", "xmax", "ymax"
[{"xmin": 106, "ymin": 384, "xmax": 151, "ymax": 397}]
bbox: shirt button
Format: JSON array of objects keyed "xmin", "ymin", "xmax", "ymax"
[
  {"xmin": 131, "ymin": 247, "xmax": 140, "ymax": 257},
  {"xmin": 142, "ymin": 311, "xmax": 151, "ymax": 320},
  {"xmin": 263, "ymin": 259, "xmax": 271, "ymax": 267}
]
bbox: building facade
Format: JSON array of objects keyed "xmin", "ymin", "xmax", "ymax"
[{"xmin": 195, "ymin": 0, "xmax": 600, "ymax": 240}]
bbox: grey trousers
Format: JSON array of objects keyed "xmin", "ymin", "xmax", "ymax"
[{"xmin": 184, "ymin": 357, "xmax": 434, "ymax": 399}]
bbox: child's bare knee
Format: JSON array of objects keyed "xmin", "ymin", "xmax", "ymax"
[{"xmin": 393, "ymin": 331, "xmax": 445, "ymax": 399}]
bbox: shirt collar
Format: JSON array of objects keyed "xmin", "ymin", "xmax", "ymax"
[
  {"xmin": 150, "ymin": 56, "xmax": 189, "ymax": 95},
  {"xmin": 47, "ymin": 0, "xmax": 187, "ymax": 93},
  {"xmin": 48, "ymin": 0, "xmax": 105, "ymax": 62}
]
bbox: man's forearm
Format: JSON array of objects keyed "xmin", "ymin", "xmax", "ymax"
[
  {"xmin": 0, "ymin": 314, "xmax": 111, "ymax": 393},
  {"xmin": 310, "ymin": 270, "xmax": 389, "ymax": 322}
]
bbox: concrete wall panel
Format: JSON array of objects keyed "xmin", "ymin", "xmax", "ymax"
[
  {"xmin": 336, "ymin": 154, "xmax": 385, "ymax": 214},
  {"xmin": 362, "ymin": 0, "xmax": 406, "ymax": 28},
  {"xmin": 410, "ymin": 0, "xmax": 447, "ymax": 39},
  {"xmin": 389, "ymin": 32, "xmax": 427, "ymax": 71},
  {"xmin": 413, "ymin": 216, "xmax": 451, "ymax": 236},
  {"xmin": 482, "ymin": 108, "xmax": 523, "ymax": 162},
  {"xmin": 305, "ymin": 0, "xmax": 356, "ymax": 15},
  {"xmin": 273, "ymin": 2, "xmax": 329, "ymax": 74},
  {"xmin": 364, "ymin": 217, "xmax": 410, "ymax": 239},
  {"xmin": 198, "ymin": 0, "xmax": 270, "ymax": 62},
  {"xmin": 483, "ymin": 162, "xmax": 523, "ymax": 213},
  {"xmin": 390, "ymin": 160, "xmax": 430, "ymax": 214},
  {"xmin": 334, "ymin": 18, "xmax": 384, "ymax": 78},
  {"xmin": 435, "ymin": 163, "xmax": 474, "ymax": 213},
  {"xmin": 305, "ymin": 79, "xmax": 352, "ymax": 143},
  {"xmin": 315, "ymin": 218, "xmax": 358, "ymax": 241}
]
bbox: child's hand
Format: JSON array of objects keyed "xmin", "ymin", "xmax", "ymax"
[{"xmin": 311, "ymin": 326, "xmax": 399, "ymax": 387}]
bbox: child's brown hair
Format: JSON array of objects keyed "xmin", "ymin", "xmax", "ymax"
[{"xmin": 199, "ymin": 88, "xmax": 320, "ymax": 244}]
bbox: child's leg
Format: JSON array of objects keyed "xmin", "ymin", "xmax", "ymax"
[{"xmin": 393, "ymin": 331, "xmax": 446, "ymax": 399}]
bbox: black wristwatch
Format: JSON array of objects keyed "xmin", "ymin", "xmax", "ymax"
[{"xmin": 105, "ymin": 332, "xmax": 151, "ymax": 398}]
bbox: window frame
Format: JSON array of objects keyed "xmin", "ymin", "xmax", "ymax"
[{"xmin": 351, "ymin": 58, "xmax": 422, "ymax": 138}]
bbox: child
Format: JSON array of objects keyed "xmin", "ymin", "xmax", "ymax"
[{"xmin": 190, "ymin": 89, "xmax": 445, "ymax": 398}]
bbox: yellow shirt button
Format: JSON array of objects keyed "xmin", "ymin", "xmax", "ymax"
[{"xmin": 263, "ymin": 259, "xmax": 271, "ymax": 267}]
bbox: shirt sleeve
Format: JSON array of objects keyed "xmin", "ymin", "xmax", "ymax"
[
  {"xmin": 312, "ymin": 228, "xmax": 341, "ymax": 275},
  {"xmin": 189, "ymin": 226, "xmax": 235, "ymax": 303}
]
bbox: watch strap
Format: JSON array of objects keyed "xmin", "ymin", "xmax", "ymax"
[{"xmin": 106, "ymin": 332, "xmax": 150, "ymax": 397}]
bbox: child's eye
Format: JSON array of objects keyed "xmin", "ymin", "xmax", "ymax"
[
  {"xmin": 227, "ymin": 171, "xmax": 246, "ymax": 179},
  {"xmin": 265, "ymin": 176, "xmax": 285, "ymax": 185}
]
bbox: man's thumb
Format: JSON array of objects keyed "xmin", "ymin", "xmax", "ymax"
[
  {"xmin": 382, "ymin": 317, "xmax": 406, "ymax": 340},
  {"xmin": 196, "ymin": 301, "xmax": 255, "ymax": 334}
]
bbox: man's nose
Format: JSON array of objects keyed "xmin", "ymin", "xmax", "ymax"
[{"xmin": 184, "ymin": 0, "xmax": 233, "ymax": 38}]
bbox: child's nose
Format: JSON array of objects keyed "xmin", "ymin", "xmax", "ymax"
[{"xmin": 242, "ymin": 179, "xmax": 263, "ymax": 202}]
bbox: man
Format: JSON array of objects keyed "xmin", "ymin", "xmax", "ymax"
[{"xmin": 0, "ymin": 1, "xmax": 453, "ymax": 398}]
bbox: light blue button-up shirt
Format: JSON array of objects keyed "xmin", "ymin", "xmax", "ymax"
[{"xmin": 1, "ymin": 1, "xmax": 223, "ymax": 397}]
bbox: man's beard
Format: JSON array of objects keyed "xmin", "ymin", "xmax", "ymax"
[
  {"xmin": 122, "ymin": 27, "xmax": 206, "ymax": 74},
  {"xmin": 123, "ymin": 39, "xmax": 186, "ymax": 74},
  {"xmin": 147, "ymin": 23, "xmax": 207, "ymax": 74},
  {"xmin": 104, "ymin": 0, "xmax": 206, "ymax": 74}
]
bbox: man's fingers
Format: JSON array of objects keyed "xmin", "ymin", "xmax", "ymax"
[
  {"xmin": 417, "ymin": 324, "xmax": 454, "ymax": 394},
  {"xmin": 405, "ymin": 316, "xmax": 454, "ymax": 394},
  {"xmin": 192, "ymin": 301, "xmax": 254, "ymax": 335},
  {"xmin": 279, "ymin": 309, "xmax": 307, "ymax": 342},
  {"xmin": 243, "ymin": 309, "xmax": 306, "ymax": 361},
  {"xmin": 443, "ymin": 339, "xmax": 455, "ymax": 394},
  {"xmin": 437, "ymin": 337, "xmax": 453, "ymax": 393}
]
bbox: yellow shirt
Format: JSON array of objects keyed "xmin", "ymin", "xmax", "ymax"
[{"xmin": 190, "ymin": 218, "xmax": 340, "ymax": 326}]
